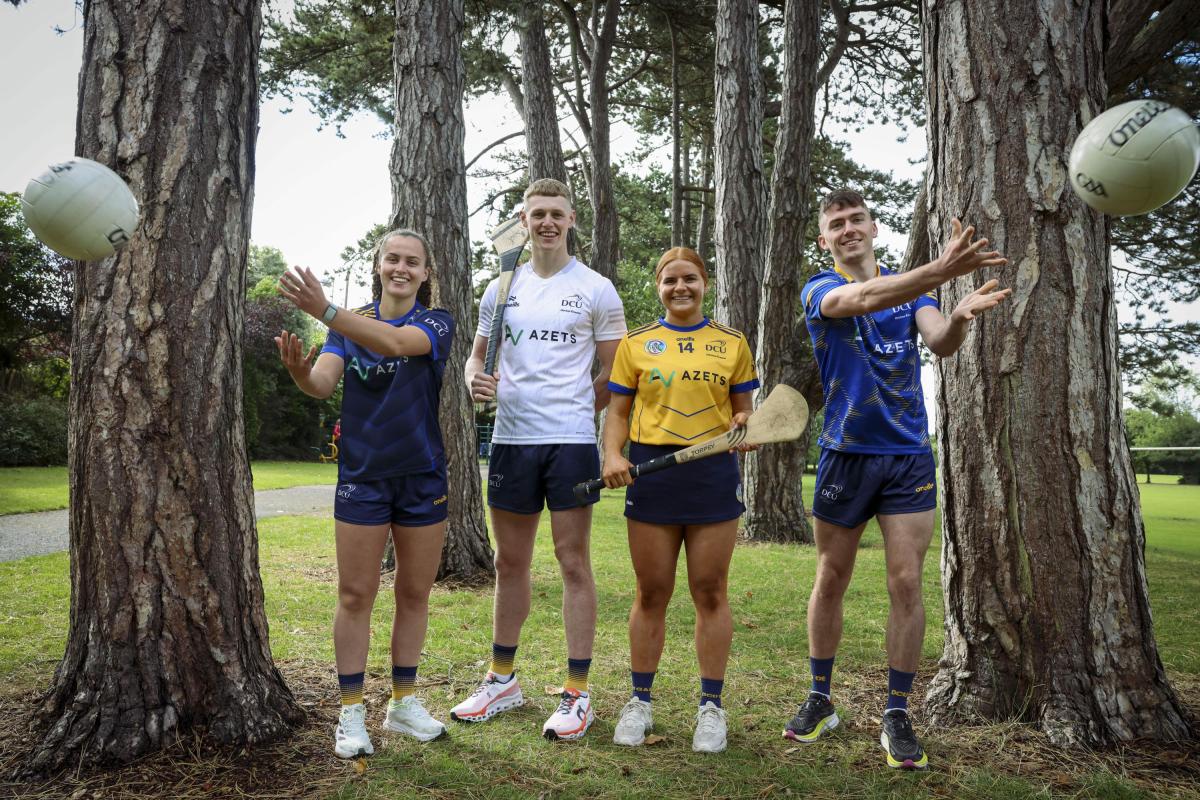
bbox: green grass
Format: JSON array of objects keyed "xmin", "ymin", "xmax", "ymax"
[
  {"xmin": 0, "ymin": 461, "xmax": 337, "ymax": 515},
  {"xmin": 1, "ymin": 479, "xmax": 1196, "ymax": 798}
]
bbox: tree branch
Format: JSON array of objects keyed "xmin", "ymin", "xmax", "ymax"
[{"xmin": 465, "ymin": 129, "xmax": 526, "ymax": 171}]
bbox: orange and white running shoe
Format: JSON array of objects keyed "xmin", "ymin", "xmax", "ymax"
[
  {"xmin": 449, "ymin": 672, "xmax": 524, "ymax": 723},
  {"xmin": 542, "ymin": 689, "xmax": 594, "ymax": 741}
]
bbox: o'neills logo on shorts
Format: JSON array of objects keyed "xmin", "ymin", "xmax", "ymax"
[
  {"xmin": 433, "ymin": 495, "xmax": 447, "ymax": 506},
  {"xmin": 914, "ymin": 482, "xmax": 934, "ymax": 493}
]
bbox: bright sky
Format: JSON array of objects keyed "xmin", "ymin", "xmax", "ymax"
[{"xmin": 2, "ymin": 0, "xmax": 1195, "ymax": 422}]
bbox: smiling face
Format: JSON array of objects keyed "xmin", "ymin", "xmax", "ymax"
[
  {"xmin": 375, "ymin": 234, "xmax": 429, "ymax": 305},
  {"xmin": 521, "ymin": 194, "xmax": 575, "ymax": 257},
  {"xmin": 657, "ymin": 258, "xmax": 707, "ymax": 325},
  {"xmin": 817, "ymin": 202, "xmax": 878, "ymax": 268}
]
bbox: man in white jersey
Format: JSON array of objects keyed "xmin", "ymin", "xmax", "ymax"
[{"xmin": 452, "ymin": 179, "xmax": 626, "ymax": 741}]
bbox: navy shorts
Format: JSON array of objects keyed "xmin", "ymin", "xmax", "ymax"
[
  {"xmin": 334, "ymin": 469, "xmax": 449, "ymax": 527},
  {"xmin": 810, "ymin": 449, "xmax": 936, "ymax": 529},
  {"xmin": 487, "ymin": 443, "xmax": 601, "ymax": 513},
  {"xmin": 624, "ymin": 442, "xmax": 745, "ymax": 525}
]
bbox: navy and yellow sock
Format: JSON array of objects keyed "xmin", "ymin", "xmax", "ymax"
[
  {"xmin": 490, "ymin": 642, "xmax": 517, "ymax": 680},
  {"xmin": 631, "ymin": 670, "xmax": 655, "ymax": 703},
  {"xmin": 700, "ymin": 676, "xmax": 724, "ymax": 708},
  {"xmin": 565, "ymin": 657, "xmax": 592, "ymax": 693},
  {"xmin": 886, "ymin": 667, "xmax": 915, "ymax": 713},
  {"xmin": 338, "ymin": 671, "xmax": 365, "ymax": 706},
  {"xmin": 810, "ymin": 656, "xmax": 835, "ymax": 698},
  {"xmin": 392, "ymin": 665, "xmax": 418, "ymax": 701}
]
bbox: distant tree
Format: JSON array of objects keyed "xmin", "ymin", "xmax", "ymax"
[
  {"xmin": 391, "ymin": 0, "xmax": 494, "ymax": 580},
  {"xmin": 22, "ymin": 0, "xmax": 303, "ymax": 774}
]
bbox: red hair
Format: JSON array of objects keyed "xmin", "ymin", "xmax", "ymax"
[{"xmin": 655, "ymin": 247, "xmax": 708, "ymax": 281}]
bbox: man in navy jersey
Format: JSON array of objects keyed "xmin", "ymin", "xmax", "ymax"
[{"xmin": 783, "ymin": 189, "xmax": 1010, "ymax": 769}]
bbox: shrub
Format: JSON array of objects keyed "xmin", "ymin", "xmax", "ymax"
[{"xmin": 0, "ymin": 394, "xmax": 68, "ymax": 466}]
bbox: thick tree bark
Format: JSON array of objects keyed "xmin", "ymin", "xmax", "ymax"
[
  {"xmin": 519, "ymin": 3, "xmax": 569, "ymax": 185},
  {"xmin": 743, "ymin": 0, "xmax": 820, "ymax": 544},
  {"xmin": 23, "ymin": 0, "xmax": 302, "ymax": 775},
  {"xmin": 585, "ymin": 0, "xmax": 621, "ymax": 283},
  {"xmin": 922, "ymin": 0, "xmax": 1191, "ymax": 746},
  {"xmin": 1106, "ymin": 0, "xmax": 1198, "ymax": 95},
  {"xmin": 681, "ymin": 131, "xmax": 693, "ymax": 246},
  {"xmin": 392, "ymin": 0, "xmax": 493, "ymax": 581},
  {"xmin": 713, "ymin": 0, "xmax": 765, "ymax": 350}
]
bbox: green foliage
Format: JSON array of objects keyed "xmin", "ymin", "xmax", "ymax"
[
  {"xmin": 1126, "ymin": 374, "xmax": 1200, "ymax": 483},
  {"xmin": 0, "ymin": 192, "xmax": 72, "ymax": 378},
  {"xmin": 0, "ymin": 395, "xmax": 67, "ymax": 467}
]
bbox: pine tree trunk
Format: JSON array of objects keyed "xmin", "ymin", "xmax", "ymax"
[
  {"xmin": 696, "ymin": 131, "xmax": 714, "ymax": 264},
  {"xmin": 743, "ymin": 0, "xmax": 820, "ymax": 544},
  {"xmin": 392, "ymin": 0, "xmax": 493, "ymax": 582},
  {"xmin": 586, "ymin": 0, "xmax": 621, "ymax": 283},
  {"xmin": 519, "ymin": 4, "xmax": 569, "ymax": 185},
  {"xmin": 713, "ymin": 0, "xmax": 765, "ymax": 349},
  {"xmin": 23, "ymin": 0, "xmax": 303, "ymax": 775},
  {"xmin": 922, "ymin": 0, "xmax": 1191, "ymax": 746},
  {"xmin": 669, "ymin": 16, "xmax": 684, "ymax": 247}
]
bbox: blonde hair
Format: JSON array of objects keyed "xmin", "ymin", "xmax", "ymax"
[
  {"xmin": 523, "ymin": 178, "xmax": 574, "ymax": 205},
  {"xmin": 371, "ymin": 228, "xmax": 434, "ymax": 307},
  {"xmin": 655, "ymin": 246, "xmax": 709, "ymax": 282}
]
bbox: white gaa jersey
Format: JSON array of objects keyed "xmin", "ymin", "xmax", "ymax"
[{"xmin": 477, "ymin": 258, "xmax": 626, "ymax": 444}]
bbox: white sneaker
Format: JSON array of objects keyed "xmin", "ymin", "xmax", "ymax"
[
  {"xmin": 449, "ymin": 672, "xmax": 524, "ymax": 723},
  {"xmin": 542, "ymin": 689, "xmax": 594, "ymax": 741},
  {"xmin": 692, "ymin": 702, "xmax": 727, "ymax": 753},
  {"xmin": 334, "ymin": 703, "xmax": 374, "ymax": 758},
  {"xmin": 383, "ymin": 695, "xmax": 447, "ymax": 742},
  {"xmin": 613, "ymin": 697, "xmax": 654, "ymax": 746}
]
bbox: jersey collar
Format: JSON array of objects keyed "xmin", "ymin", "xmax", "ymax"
[
  {"xmin": 658, "ymin": 316, "xmax": 710, "ymax": 333},
  {"xmin": 832, "ymin": 262, "xmax": 881, "ymax": 282},
  {"xmin": 375, "ymin": 300, "xmax": 424, "ymax": 325}
]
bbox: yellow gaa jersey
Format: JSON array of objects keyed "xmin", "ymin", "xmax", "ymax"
[{"xmin": 608, "ymin": 317, "xmax": 759, "ymax": 445}]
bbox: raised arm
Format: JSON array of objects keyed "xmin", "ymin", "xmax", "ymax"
[
  {"xmin": 278, "ymin": 267, "xmax": 432, "ymax": 357},
  {"xmin": 915, "ymin": 279, "xmax": 1013, "ymax": 358},
  {"xmin": 819, "ymin": 219, "xmax": 1007, "ymax": 319},
  {"xmin": 275, "ymin": 329, "xmax": 343, "ymax": 399}
]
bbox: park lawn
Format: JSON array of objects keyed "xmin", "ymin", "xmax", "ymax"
[
  {"xmin": 1, "ymin": 482, "xmax": 1197, "ymax": 798},
  {"xmin": 0, "ymin": 460, "xmax": 338, "ymax": 515}
]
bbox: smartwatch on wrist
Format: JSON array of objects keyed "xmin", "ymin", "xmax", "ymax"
[{"xmin": 321, "ymin": 303, "xmax": 338, "ymax": 324}]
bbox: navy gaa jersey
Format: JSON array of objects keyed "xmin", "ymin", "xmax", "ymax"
[
  {"xmin": 802, "ymin": 265, "xmax": 938, "ymax": 454},
  {"xmin": 321, "ymin": 302, "xmax": 455, "ymax": 481}
]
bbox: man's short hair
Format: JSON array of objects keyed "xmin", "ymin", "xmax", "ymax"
[
  {"xmin": 819, "ymin": 188, "xmax": 871, "ymax": 218},
  {"xmin": 524, "ymin": 178, "xmax": 574, "ymax": 205}
]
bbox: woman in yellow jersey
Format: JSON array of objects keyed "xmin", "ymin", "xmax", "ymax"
[{"xmin": 601, "ymin": 247, "xmax": 759, "ymax": 754}]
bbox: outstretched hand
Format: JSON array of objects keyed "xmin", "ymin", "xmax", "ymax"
[
  {"xmin": 936, "ymin": 218, "xmax": 1007, "ymax": 281},
  {"xmin": 277, "ymin": 267, "xmax": 330, "ymax": 319},
  {"xmin": 950, "ymin": 279, "xmax": 1012, "ymax": 324},
  {"xmin": 274, "ymin": 329, "xmax": 318, "ymax": 379}
]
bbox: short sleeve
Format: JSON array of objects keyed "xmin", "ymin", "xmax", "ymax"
[
  {"xmin": 476, "ymin": 278, "xmax": 499, "ymax": 339},
  {"xmin": 321, "ymin": 329, "xmax": 346, "ymax": 358},
  {"xmin": 802, "ymin": 274, "xmax": 844, "ymax": 322},
  {"xmin": 410, "ymin": 308, "xmax": 455, "ymax": 362},
  {"xmin": 606, "ymin": 336, "xmax": 637, "ymax": 395},
  {"xmin": 729, "ymin": 337, "xmax": 760, "ymax": 394},
  {"xmin": 592, "ymin": 280, "xmax": 627, "ymax": 341},
  {"xmin": 915, "ymin": 290, "xmax": 939, "ymax": 311}
]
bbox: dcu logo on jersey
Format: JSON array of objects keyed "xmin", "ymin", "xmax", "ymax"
[
  {"xmin": 645, "ymin": 339, "xmax": 666, "ymax": 355},
  {"xmin": 561, "ymin": 293, "xmax": 584, "ymax": 309}
]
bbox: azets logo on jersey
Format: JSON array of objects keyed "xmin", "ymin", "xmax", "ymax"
[
  {"xmin": 505, "ymin": 326, "xmax": 578, "ymax": 345},
  {"xmin": 347, "ymin": 356, "xmax": 408, "ymax": 383},
  {"xmin": 648, "ymin": 368, "xmax": 675, "ymax": 386},
  {"xmin": 645, "ymin": 339, "xmax": 666, "ymax": 355},
  {"xmin": 873, "ymin": 339, "xmax": 917, "ymax": 355},
  {"xmin": 820, "ymin": 483, "xmax": 843, "ymax": 501}
]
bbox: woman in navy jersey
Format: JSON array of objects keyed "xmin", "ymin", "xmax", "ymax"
[
  {"xmin": 601, "ymin": 247, "xmax": 759, "ymax": 754},
  {"xmin": 275, "ymin": 228, "xmax": 455, "ymax": 759}
]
